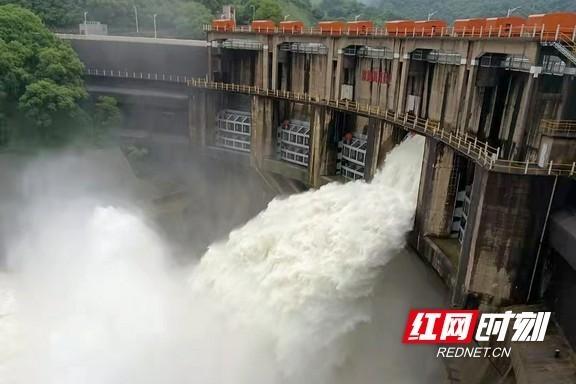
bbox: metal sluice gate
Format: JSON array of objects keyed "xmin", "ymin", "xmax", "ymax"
[
  {"xmin": 277, "ymin": 120, "xmax": 310, "ymax": 167},
  {"xmin": 337, "ymin": 135, "xmax": 368, "ymax": 180},
  {"xmin": 215, "ymin": 109, "xmax": 251, "ymax": 152}
]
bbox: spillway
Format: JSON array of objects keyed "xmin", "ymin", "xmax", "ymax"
[{"xmin": 0, "ymin": 135, "xmax": 445, "ymax": 383}]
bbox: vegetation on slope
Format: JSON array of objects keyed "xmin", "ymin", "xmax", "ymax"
[
  {"xmin": 0, "ymin": 0, "xmax": 574, "ymax": 38},
  {"xmin": 364, "ymin": 0, "xmax": 576, "ymax": 22},
  {"xmin": 0, "ymin": 5, "xmax": 120, "ymax": 148}
]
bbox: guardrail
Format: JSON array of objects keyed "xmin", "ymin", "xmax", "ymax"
[
  {"xmin": 85, "ymin": 68, "xmax": 576, "ymax": 178},
  {"xmin": 203, "ymin": 25, "xmax": 576, "ymax": 44},
  {"xmin": 86, "ymin": 68, "xmax": 191, "ymax": 83},
  {"xmin": 539, "ymin": 119, "xmax": 576, "ymax": 138}
]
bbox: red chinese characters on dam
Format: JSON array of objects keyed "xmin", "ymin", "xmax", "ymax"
[{"xmin": 361, "ymin": 70, "xmax": 391, "ymax": 84}]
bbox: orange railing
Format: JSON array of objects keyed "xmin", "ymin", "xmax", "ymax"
[
  {"xmin": 203, "ymin": 24, "xmax": 576, "ymax": 44},
  {"xmin": 85, "ymin": 68, "xmax": 576, "ymax": 178}
]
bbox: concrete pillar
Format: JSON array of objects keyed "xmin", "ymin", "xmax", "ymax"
[
  {"xmin": 271, "ymin": 43, "xmax": 279, "ymax": 90},
  {"xmin": 207, "ymin": 42, "xmax": 213, "ymax": 81},
  {"xmin": 364, "ymin": 119, "xmax": 382, "ymax": 181},
  {"xmin": 187, "ymin": 92, "xmax": 207, "ymax": 146},
  {"xmin": 308, "ymin": 106, "xmax": 330, "ymax": 187},
  {"xmin": 455, "ymin": 165, "xmax": 554, "ymax": 307},
  {"xmin": 325, "ymin": 39, "xmax": 335, "ymax": 99},
  {"xmin": 421, "ymin": 64, "xmax": 431, "ymax": 119},
  {"xmin": 453, "ymin": 62, "xmax": 467, "ymax": 132},
  {"xmin": 510, "ymin": 74, "xmax": 535, "ymax": 160},
  {"xmin": 250, "ymin": 96, "xmax": 274, "ymax": 168},
  {"xmin": 413, "ymin": 138, "xmax": 457, "ymax": 238},
  {"xmin": 376, "ymin": 122, "xmax": 400, "ymax": 167},
  {"xmin": 460, "ymin": 63, "xmax": 478, "ymax": 133},
  {"xmin": 334, "ymin": 49, "xmax": 343, "ymax": 99},
  {"xmin": 261, "ymin": 44, "xmax": 270, "ymax": 89},
  {"xmin": 397, "ymin": 54, "xmax": 410, "ymax": 114},
  {"xmin": 388, "ymin": 55, "xmax": 401, "ymax": 111}
]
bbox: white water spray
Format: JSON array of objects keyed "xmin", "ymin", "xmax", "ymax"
[{"xmin": 0, "ymin": 135, "xmax": 426, "ymax": 384}]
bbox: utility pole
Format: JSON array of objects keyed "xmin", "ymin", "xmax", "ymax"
[
  {"xmin": 133, "ymin": 5, "xmax": 139, "ymax": 33},
  {"xmin": 507, "ymin": 6, "xmax": 521, "ymax": 17},
  {"xmin": 153, "ymin": 14, "xmax": 157, "ymax": 38}
]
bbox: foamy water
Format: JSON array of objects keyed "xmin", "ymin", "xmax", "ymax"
[{"xmin": 0, "ymin": 135, "xmax": 426, "ymax": 384}]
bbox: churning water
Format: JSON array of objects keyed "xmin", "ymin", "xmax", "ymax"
[{"xmin": 0, "ymin": 135, "xmax": 433, "ymax": 384}]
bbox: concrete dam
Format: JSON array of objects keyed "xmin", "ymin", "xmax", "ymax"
[{"xmin": 0, "ymin": 27, "xmax": 575, "ymax": 383}]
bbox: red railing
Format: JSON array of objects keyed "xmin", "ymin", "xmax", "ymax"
[{"xmin": 203, "ymin": 24, "xmax": 576, "ymax": 44}]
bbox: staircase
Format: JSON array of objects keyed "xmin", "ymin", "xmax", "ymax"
[{"xmin": 552, "ymin": 34, "xmax": 576, "ymax": 66}]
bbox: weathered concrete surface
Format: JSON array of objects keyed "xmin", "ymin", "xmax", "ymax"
[
  {"xmin": 459, "ymin": 166, "xmax": 554, "ymax": 307},
  {"xmin": 63, "ymin": 35, "xmax": 208, "ymax": 77},
  {"xmin": 250, "ymin": 96, "xmax": 275, "ymax": 169},
  {"xmin": 414, "ymin": 139, "xmax": 457, "ymax": 238},
  {"xmin": 308, "ymin": 106, "xmax": 330, "ymax": 187}
]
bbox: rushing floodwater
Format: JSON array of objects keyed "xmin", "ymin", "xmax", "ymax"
[{"xmin": 0, "ymin": 135, "xmax": 445, "ymax": 383}]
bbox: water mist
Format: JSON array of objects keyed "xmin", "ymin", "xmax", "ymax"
[{"xmin": 0, "ymin": 135, "xmax": 427, "ymax": 384}]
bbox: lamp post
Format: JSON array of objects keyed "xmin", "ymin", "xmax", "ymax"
[
  {"xmin": 354, "ymin": 14, "xmax": 361, "ymax": 21},
  {"xmin": 284, "ymin": 15, "xmax": 290, "ymax": 21},
  {"xmin": 83, "ymin": 11, "xmax": 88, "ymax": 35},
  {"xmin": 427, "ymin": 11, "xmax": 437, "ymax": 21},
  {"xmin": 507, "ymin": 6, "xmax": 521, "ymax": 17},
  {"xmin": 250, "ymin": 5, "xmax": 256, "ymax": 22},
  {"xmin": 133, "ymin": 5, "xmax": 139, "ymax": 33},
  {"xmin": 153, "ymin": 14, "xmax": 157, "ymax": 38}
]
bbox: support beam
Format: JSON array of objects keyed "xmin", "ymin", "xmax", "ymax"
[
  {"xmin": 188, "ymin": 93, "xmax": 203, "ymax": 146},
  {"xmin": 271, "ymin": 43, "xmax": 279, "ymax": 90},
  {"xmin": 397, "ymin": 54, "xmax": 410, "ymax": 114},
  {"xmin": 511, "ymin": 75, "xmax": 535, "ymax": 160},
  {"xmin": 413, "ymin": 139, "xmax": 457, "ymax": 237},
  {"xmin": 308, "ymin": 106, "xmax": 329, "ymax": 187},
  {"xmin": 250, "ymin": 96, "xmax": 274, "ymax": 168},
  {"xmin": 459, "ymin": 63, "xmax": 478, "ymax": 133},
  {"xmin": 261, "ymin": 44, "xmax": 270, "ymax": 89},
  {"xmin": 364, "ymin": 118, "xmax": 382, "ymax": 181},
  {"xmin": 388, "ymin": 55, "xmax": 401, "ymax": 111},
  {"xmin": 325, "ymin": 39, "xmax": 335, "ymax": 99},
  {"xmin": 334, "ymin": 49, "xmax": 343, "ymax": 99},
  {"xmin": 452, "ymin": 62, "xmax": 467, "ymax": 132}
]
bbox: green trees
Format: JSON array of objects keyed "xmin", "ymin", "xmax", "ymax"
[
  {"xmin": 0, "ymin": 0, "xmax": 82, "ymax": 27},
  {"xmin": 233, "ymin": 0, "xmax": 282, "ymax": 24},
  {"xmin": 93, "ymin": 96, "xmax": 121, "ymax": 132},
  {"xmin": 254, "ymin": 0, "xmax": 282, "ymax": 22},
  {"xmin": 0, "ymin": 4, "xmax": 115, "ymax": 147},
  {"xmin": 174, "ymin": 2, "xmax": 213, "ymax": 38}
]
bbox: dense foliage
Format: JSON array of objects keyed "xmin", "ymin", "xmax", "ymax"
[
  {"xmin": 1, "ymin": 0, "xmax": 574, "ymax": 38},
  {"xmin": 361, "ymin": 0, "xmax": 575, "ymax": 22},
  {"xmin": 0, "ymin": 5, "xmax": 120, "ymax": 147}
]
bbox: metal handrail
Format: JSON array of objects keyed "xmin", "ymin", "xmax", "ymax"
[
  {"xmin": 85, "ymin": 68, "xmax": 576, "ymax": 177},
  {"xmin": 540, "ymin": 119, "xmax": 576, "ymax": 137}
]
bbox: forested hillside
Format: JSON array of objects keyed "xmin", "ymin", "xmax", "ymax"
[
  {"xmin": 0, "ymin": 0, "xmax": 574, "ymax": 39},
  {"xmin": 358, "ymin": 0, "xmax": 576, "ymax": 21}
]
